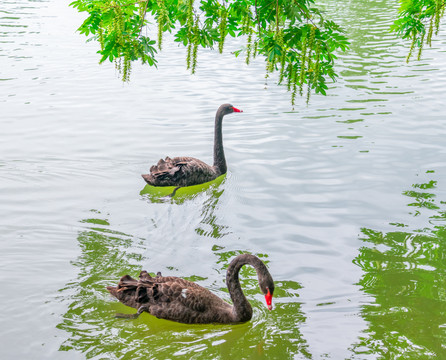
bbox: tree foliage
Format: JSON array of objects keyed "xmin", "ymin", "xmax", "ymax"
[
  {"xmin": 392, "ymin": 0, "xmax": 445, "ymax": 62},
  {"xmin": 70, "ymin": 0, "xmax": 349, "ymax": 104}
]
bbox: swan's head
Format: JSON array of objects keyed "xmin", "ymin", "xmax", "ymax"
[
  {"xmin": 260, "ymin": 274, "xmax": 275, "ymax": 311},
  {"xmin": 264, "ymin": 286, "xmax": 274, "ymax": 311},
  {"xmin": 219, "ymin": 103, "xmax": 243, "ymax": 116}
]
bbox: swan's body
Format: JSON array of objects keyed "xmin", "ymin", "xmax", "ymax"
[
  {"xmin": 107, "ymin": 254, "xmax": 274, "ymax": 324},
  {"xmin": 142, "ymin": 104, "xmax": 242, "ymax": 187}
]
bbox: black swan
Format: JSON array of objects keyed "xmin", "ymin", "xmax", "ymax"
[
  {"xmin": 142, "ymin": 103, "xmax": 242, "ymax": 188},
  {"xmin": 106, "ymin": 254, "xmax": 274, "ymax": 324}
]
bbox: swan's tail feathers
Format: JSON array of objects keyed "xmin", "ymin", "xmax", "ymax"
[
  {"xmin": 106, "ymin": 275, "xmax": 138, "ymax": 298},
  {"xmin": 157, "ymin": 158, "xmax": 167, "ymax": 171},
  {"xmin": 141, "ymin": 173, "xmax": 155, "ymax": 184},
  {"xmin": 117, "ymin": 274, "xmax": 138, "ymax": 290},
  {"xmin": 142, "ymin": 157, "xmax": 184, "ymax": 186},
  {"xmin": 139, "ymin": 270, "xmax": 153, "ymax": 282},
  {"xmin": 106, "ymin": 286, "xmax": 119, "ymax": 298},
  {"xmin": 107, "ymin": 274, "xmax": 143, "ymax": 309}
]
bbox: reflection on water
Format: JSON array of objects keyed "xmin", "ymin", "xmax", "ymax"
[
  {"xmin": 57, "ymin": 212, "xmax": 146, "ymax": 354},
  {"xmin": 140, "ymin": 174, "xmax": 226, "ymax": 205},
  {"xmin": 353, "ymin": 173, "xmax": 446, "ymax": 358},
  {"xmin": 2, "ymin": 0, "xmax": 446, "ymax": 358},
  {"xmin": 57, "ymin": 203, "xmax": 308, "ymax": 358},
  {"xmin": 141, "ymin": 175, "xmax": 230, "ymax": 239},
  {"xmin": 193, "ymin": 178, "xmax": 230, "ymax": 239}
]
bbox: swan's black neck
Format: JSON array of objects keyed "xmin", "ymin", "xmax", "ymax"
[
  {"xmin": 213, "ymin": 107, "xmax": 227, "ymax": 175},
  {"xmin": 226, "ymin": 254, "xmax": 270, "ymax": 322}
]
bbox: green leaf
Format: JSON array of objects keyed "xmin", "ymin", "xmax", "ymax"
[{"xmin": 69, "ymin": 0, "xmax": 351, "ymax": 103}]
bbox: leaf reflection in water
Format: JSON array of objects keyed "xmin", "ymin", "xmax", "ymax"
[
  {"xmin": 352, "ymin": 173, "xmax": 446, "ymax": 358},
  {"xmin": 140, "ymin": 173, "xmax": 226, "ymax": 204}
]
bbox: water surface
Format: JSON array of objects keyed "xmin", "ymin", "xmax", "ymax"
[{"xmin": 1, "ymin": 0, "xmax": 446, "ymax": 358}]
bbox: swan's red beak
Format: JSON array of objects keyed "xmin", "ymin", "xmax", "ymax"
[
  {"xmin": 265, "ymin": 289, "xmax": 273, "ymax": 311},
  {"xmin": 232, "ymin": 107, "xmax": 243, "ymax": 113}
]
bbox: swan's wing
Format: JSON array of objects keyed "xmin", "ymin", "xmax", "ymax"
[
  {"xmin": 176, "ymin": 286, "xmax": 212, "ymax": 313},
  {"xmin": 109, "ymin": 273, "xmax": 233, "ymax": 323},
  {"xmin": 107, "ymin": 274, "xmax": 144, "ymax": 309},
  {"xmin": 152, "ymin": 276, "xmax": 219, "ymax": 313},
  {"xmin": 143, "ymin": 156, "xmax": 216, "ymax": 186},
  {"xmin": 149, "ymin": 157, "xmax": 181, "ymax": 179}
]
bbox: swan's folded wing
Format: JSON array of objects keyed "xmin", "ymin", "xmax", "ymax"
[
  {"xmin": 177, "ymin": 287, "xmax": 212, "ymax": 313},
  {"xmin": 150, "ymin": 157, "xmax": 181, "ymax": 179},
  {"xmin": 116, "ymin": 274, "xmax": 138, "ymax": 291}
]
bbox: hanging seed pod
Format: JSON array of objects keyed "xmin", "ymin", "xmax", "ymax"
[
  {"xmin": 286, "ymin": 61, "xmax": 293, "ymax": 92},
  {"xmin": 186, "ymin": 0, "xmax": 194, "ymax": 69},
  {"xmin": 265, "ymin": 61, "xmax": 270, "ymax": 86},
  {"xmin": 114, "ymin": 4, "xmax": 124, "ymax": 46},
  {"xmin": 308, "ymin": 26, "xmax": 316, "ymax": 52},
  {"xmin": 156, "ymin": 0, "xmax": 167, "ymax": 50},
  {"xmin": 98, "ymin": 25, "xmax": 104, "ymax": 51},
  {"xmin": 417, "ymin": 30, "xmax": 425, "ymax": 60},
  {"xmin": 291, "ymin": 64, "xmax": 299, "ymax": 107},
  {"xmin": 245, "ymin": 11, "xmax": 252, "ymax": 65},
  {"xmin": 299, "ymin": 33, "xmax": 308, "ymax": 96},
  {"xmin": 276, "ymin": 27, "xmax": 283, "ymax": 46},
  {"xmin": 304, "ymin": 26, "xmax": 316, "ymax": 103},
  {"xmin": 123, "ymin": 52, "xmax": 131, "ymax": 82},
  {"xmin": 187, "ymin": 43, "xmax": 192, "ymax": 69},
  {"xmin": 434, "ymin": 0, "xmax": 442, "ymax": 35},
  {"xmin": 115, "ymin": 56, "xmax": 121, "ymax": 73},
  {"xmin": 191, "ymin": 15, "xmax": 199, "ymax": 74},
  {"xmin": 246, "ymin": 29, "xmax": 253, "ymax": 65},
  {"xmin": 427, "ymin": 14, "xmax": 434, "ymax": 46},
  {"xmin": 406, "ymin": 33, "xmax": 416, "ymax": 63},
  {"xmin": 306, "ymin": 68, "xmax": 313, "ymax": 104},
  {"xmin": 218, "ymin": 7, "xmax": 228, "ymax": 54},
  {"xmin": 276, "ymin": 28, "xmax": 286, "ymax": 84},
  {"xmin": 313, "ymin": 42, "xmax": 321, "ymax": 90},
  {"xmin": 242, "ymin": 10, "xmax": 249, "ymax": 32},
  {"xmin": 306, "ymin": 57, "xmax": 313, "ymax": 104},
  {"xmin": 278, "ymin": 52, "xmax": 286, "ymax": 84}
]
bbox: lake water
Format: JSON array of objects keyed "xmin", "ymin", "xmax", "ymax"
[{"xmin": 1, "ymin": 0, "xmax": 446, "ymax": 359}]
